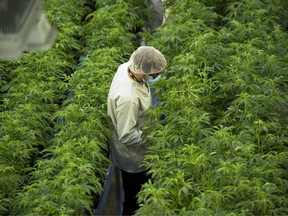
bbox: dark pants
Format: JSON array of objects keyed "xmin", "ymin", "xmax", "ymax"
[{"xmin": 120, "ymin": 169, "xmax": 150, "ymax": 216}]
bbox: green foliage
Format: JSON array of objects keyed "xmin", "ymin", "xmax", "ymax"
[
  {"xmin": 0, "ymin": 51, "xmax": 73, "ymax": 214},
  {"xmin": 0, "ymin": 0, "xmax": 85, "ymax": 214},
  {"xmin": 1, "ymin": 0, "xmax": 287, "ymax": 214},
  {"xmin": 136, "ymin": 0, "xmax": 288, "ymax": 215},
  {"xmin": 42, "ymin": 0, "xmax": 85, "ymax": 33},
  {"xmin": 0, "ymin": 62, "xmax": 14, "ymax": 93},
  {"xmin": 83, "ymin": 0, "xmax": 137, "ymax": 54}
]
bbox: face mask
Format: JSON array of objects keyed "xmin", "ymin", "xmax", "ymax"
[{"xmin": 143, "ymin": 74, "xmax": 161, "ymax": 84}]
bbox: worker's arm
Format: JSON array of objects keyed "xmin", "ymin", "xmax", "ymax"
[{"xmin": 115, "ymin": 98, "xmax": 143, "ymax": 146}]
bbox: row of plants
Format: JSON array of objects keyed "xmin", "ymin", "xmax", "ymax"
[
  {"xmin": 8, "ymin": 0, "xmax": 147, "ymax": 215},
  {"xmin": 136, "ymin": 0, "xmax": 288, "ymax": 215},
  {"xmin": 0, "ymin": 0, "xmax": 86, "ymax": 214}
]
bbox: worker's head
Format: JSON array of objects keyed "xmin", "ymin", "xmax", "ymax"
[{"xmin": 128, "ymin": 46, "xmax": 167, "ymax": 76}]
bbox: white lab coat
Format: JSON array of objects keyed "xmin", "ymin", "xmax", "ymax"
[{"xmin": 107, "ymin": 62, "xmax": 152, "ymax": 173}]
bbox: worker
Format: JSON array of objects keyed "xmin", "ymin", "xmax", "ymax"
[{"xmin": 107, "ymin": 46, "xmax": 167, "ymax": 215}]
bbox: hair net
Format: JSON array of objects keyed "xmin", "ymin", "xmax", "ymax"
[{"xmin": 128, "ymin": 46, "xmax": 167, "ymax": 75}]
